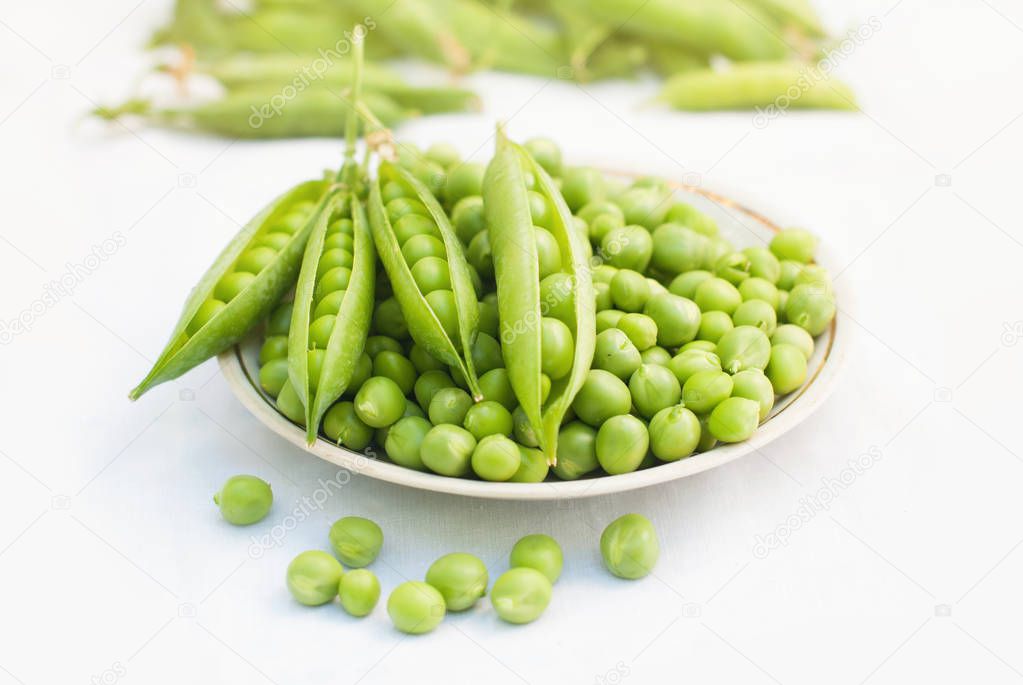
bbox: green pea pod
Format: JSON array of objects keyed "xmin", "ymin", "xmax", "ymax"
[
  {"xmin": 739, "ymin": 0, "xmax": 826, "ymax": 38},
  {"xmin": 189, "ymin": 54, "xmax": 408, "ymax": 91},
  {"xmin": 129, "ymin": 179, "xmax": 328, "ymax": 400},
  {"xmin": 346, "ymin": 0, "xmax": 471, "ymax": 71},
  {"xmin": 367, "ymin": 175, "xmax": 483, "ymax": 400},
  {"xmin": 556, "ymin": 0, "xmax": 788, "ymax": 62},
  {"xmin": 514, "ymin": 141, "xmax": 596, "ymax": 464},
  {"xmin": 482, "ymin": 129, "xmax": 545, "ymax": 453},
  {"xmin": 659, "ymin": 63, "xmax": 857, "ymax": 111},
  {"xmin": 288, "ymin": 192, "xmax": 376, "ymax": 443}
]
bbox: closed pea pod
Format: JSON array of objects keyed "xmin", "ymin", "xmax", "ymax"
[
  {"xmin": 286, "ymin": 192, "xmax": 376, "ymax": 443},
  {"xmin": 368, "ymin": 164, "xmax": 483, "ymax": 399},
  {"xmin": 130, "ymin": 179, "xmax": 328, "ymax": 399},
  {"xmin": 483, "ymin": 127, "xmax": 596, "ymax": 464}
]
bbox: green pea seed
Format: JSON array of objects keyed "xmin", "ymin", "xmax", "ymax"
[
  {"xmin": 421, "ymin": 424, "xmax": 477, "ymax": 477},
  {"xmin": 629, "ymin": 364, "xmax": 682, "ymax": 419},
  {"xmin": 730, "ymin": 368, "xmax": 775, "ymax": 421},
  {"xmin": 600, "ymin": 513, "xmax": 659, "ymax": 579},
  {"xmin": 596, "ymin": 414, "xmax": 649, "ymax": 475},
  {"xmin": 509, "ymin": 445, "xmax": 549, "ymax": 483},
  {"xmin": 510, "ymin": 534, "xmax": 562, "ymax": 583},
  {"xmin": 765, "ymin": 343, "xmax": 808, "ymax": 395},
  {"xmin": 770, "ymin": 228, "xmax": 817, "ymax": 263},
  {"xmin": 716, "ymin": 325, "xmax": 772, "ymax": 374},
  {"xmin": 682, "ymin": 370, "xmax": 733, "ymax": 414},
  {"xmin": 490, "ymin": 567, "xmax": 553, "ymax": 624},
  {"xmin": 338, "ymin": 568, "xmax": 381, "ymax": 617},
  {"xmin": 213, "ymin": 475, "xmax": 272, "ymax": 525},
  {"xmin": 259, "ymin": 358, "xmax": 289, "ymax": 397},
  {"xmin": 553, "ymin": 421, "xmax": 599, "ymax": 480},
  {"xmin": 426, "ymin": 553, "xmax": 489, "ymax": 611},
  {"xmin": 328, "ymin": 516, "xmax": 383, "ymax": 568},
  {"xmin": 592, "ymin": 329, "xmax": 642, "ymax": 381},
  {"xmin": 732, "ymin": 299, "xmax": 778, "ymax": 336},
  {"xmin": 286, "ymin": 550, "xmax": 343, "ymax": 606},
  {"xmin": 323, "ymin": 401, "xmax": 374, "ymax": 450},
  {"xmin": 694, "ymin": 276, "xmax": 742, "ymax": 314},
  {"xmin": 708, "ymin": 397, "xmax": 760, "ymax": 442},
  {"xmin": 771, "ymin": 324, "xmax": 815, "ymax": 360},
  {"xmin": 668, "ymin": 269, "xmax": 713, "ymax": 299},
  {"xmin": 649, "ymin": 405, "xmax": 701, "ymax": 461},
  {"xmin": 384, "ymin": 416, "xmax": 432, "ymax": 471},
  {"xmin": 573, "ymin": 369, "xmax": 632, "ymax": 427},
  {"xmin": 388, "ymin": 581, "xmax": 446, "ymax": 634},
  {"xmin": 464, "ymin": 401, "xmax": 514, "ymax": 440}
]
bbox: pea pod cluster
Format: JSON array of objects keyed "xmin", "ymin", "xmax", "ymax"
[
  {"xmin": 129, "ymin": 180, "xmax": 328, "ymax": 399},
  {"xmin": 482, "ymin": 128, "xmax": 596, "ymax": 465}
]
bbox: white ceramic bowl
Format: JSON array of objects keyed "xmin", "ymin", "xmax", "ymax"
[{"xmin": 218, "ymin": 178, "xmax": 846, "ymax": 500}]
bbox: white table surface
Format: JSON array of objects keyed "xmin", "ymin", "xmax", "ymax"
[{"xmin": 3, "ymin": 1, "xmax": 1023, "ymax": 683}]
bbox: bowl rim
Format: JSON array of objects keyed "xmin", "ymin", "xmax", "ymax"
[{"xmin": 217, "ymin": 177, "xmax": 846, "ymax": 500}]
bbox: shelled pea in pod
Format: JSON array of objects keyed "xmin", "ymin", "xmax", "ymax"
[
  {"xmin": 281, "ymin": 187, "xmax": 377, "ymax": 443},
  {"xmin": 367, "ymin": 160, "xmax": 483, "ymax": 400},
  {"xmin": 129, "ymin": 179, "xmax": 330, "ymax": 399},
  {"xmin": 482, "ymin": 126, "xmax": 596, "ymax": 465}
]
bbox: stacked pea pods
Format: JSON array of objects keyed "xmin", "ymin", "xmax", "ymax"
[{"xmin": 131, "ymin": 45, "xmax": 837, "ymax": 484}]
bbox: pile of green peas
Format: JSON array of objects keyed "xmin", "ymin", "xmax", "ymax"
[
  {"xmin": 274, "ymin": 503, "xmax": 658, "ymax": 632},
  {"xmin": 253, "ymin": 137, "xmax": 835, "ymax": 481}
]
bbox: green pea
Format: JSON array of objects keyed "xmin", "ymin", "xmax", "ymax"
[
  {"xmin": 276, "ymin": 381, "xmax": 306, "ymax": 425},
  {"xmin": 323, "ymin": 401, "xmax": 374, "ymax": 450},
  {"xmin": 256, "ymin": 232, "xmax": 292, "ymax": 250},
  {"xmin": 424, "ymin": 289, "xmax": 459, "ymax": 340},
  {"xmin": 643, "ymin": 292, "xmax": 701, "ymax": 347},
  {"xmin": 338, "ymin": 568, "xmax": 380, "ymax": 618},
  {"xmin": 716, "ymin": 325, "xmax": 772, "ymax": 373},
  {"xmin": 315, "ymin": 266, "xmax": 352, "ymax": 301},
  {"xmin": 421, "ymin": 424, "xmax": 477, "ymax": 477},
  {"xmin": 766, "ymin": 343, "xmax": 808, "ymax": 395},
  {"xmin": 602, "ymin": 225, "xmax": 653, "ymax": 272},
  {"xmin": 408, "ymin": 255, "xmax": 451, "ymax": 294},
  {"xmin": 600, "ymin": 513, "xmax": 659, "ymax": 579},
  {"xmin": 509, "ymin": 445, "xmax": 549, "ymax": 483},
  {"xmin": 540, "ymin": 317, "xmax": 575, "ymax": 380},
  {"xmin": 682, "ymin": 370, "xmax": 733, "ymax": 414},
  {"xmin": 402, "ymin": 234, "xmax": 446, "ymax": 267},
  {"xmin": 793, "ymin": 264, "xmax": 833, "ymax": 292},
  {"xmin": 610, "ymin": 269, "xmax": 650, "ymax": 313},
  {"xmin": 385, "ymin": 416, "xmax": 432, "ymax": 471},
  {"xmin": 573, "ymin": 369, "xmax": 632, "ymax": 427},
  {"xmin": 596, "ymin": 414, "xmax": 649, "ymax": 475},
  {"xmin": 410, "ymin": 343, "xmax": 447, "ymax": 373},
  {"xmin": 464, "ymin": 401, "xmax": 514, "ymax": 440},
  {"xmin": 307, "ymin": 315, "xmax": 334, "ymax": 350},
  {"xmin": 512, "ymin": 406, "xmax": 540, "ymax": 448},
  {"xmin": 527, "ymin": 190, "xmax": 554, "ymax": 228},
  {"xmin": 307, "ymin": 348, "xmax": 325, "ymax": 391},
  {"xmin": 714, "ymin": 251, "xmax": 752, "ymax": 285},
  {"xmin": 590, "ymin": 281, "xmax": 610, "ymax": 311},
  {"xmin": 731, "ymin": 369, "xmax": 775, "ymax": 421},
  {"xmin": 353, "ymin": 376, "xmax": 407, "ymax": 428},
  {"xmin": 743, "ymin": 246, "xmax": 781, "ymax": 283},
  {"xmin": 363, "ymin": 335, "xmax": 401, "ymax": 359},
  {"xmin": 697, "ymin": 310, "xmax": 733, "ymax": 343},
  {"xmin": 589, "ymin": 213, "xmax": 625, "ymax": 245},
  {"xmin": 777, "ymin": 259, "xmax": 803, "ymax": 290},
  {"xmin": 444, "ymin": 162, "xmax": 485, "ymax": 206},
  {"xmin": 387, "ymin": 197, "xmax": 428, "ymax": 223},
  {"xmin": 668, "ymin": 349, "xmax": 722, "ymax": 385},
  {"xmin": 478, "ymin": 368, "xmax": 517, "ymax": 411},
  {"xmin": 650, "ymin": 223, "xmax": 711, "ymax": 274},
  {"xmin": 640, "ymin": 345, "xmax": 672, "ymax": 366},
  {"xmin": 329, "ymin": 516, "xmax": 383, "ymax": 568},
  {"xmin": 616, "ymin": 187, "xmax": 668, "ymax": 229},
  {"xmin": 286, "ymin": 550, "xmax": 343, "ymax": 606},
  {"xmin": 323, "ymin": 231, "xmax": 355, "ymax": 253},
  {"xmin": 732, "ymin": 299, "xmax": 778, "ymax": 336},
  {"xmin": 213, "ymin": 475, "xmax": 272, "ymax": 525},
  {"xmin": 451, "ymin": 196, "xmax": 486, "ymax": 244},
  {"xmin": 470, "ymin": 434, "xmax": 521, "ymax": 481},
  {"xmin": 668, "ymin": 270, "xmax": 713, "ymax": 299},
  {"xmin": 393, "ymin": 213, "xmax": 438, "ymax": 245},
  {"xmin": 592, "ymin": 264, "xmax": 618, "ymax": 285},
  {"xmin": 577, "ymin": 200, "xmax": 624, "ymax": 225},
  {"xmin": 387, "ymin": 581, "xmax": 446, "ymax": 634},
  {"xmin": 426, "ymin": 142, "xmax": 461, "ymax": 168},
  {"xmin": 312, "ymin": 289, "xmax": 346, "ymax": 319},
  {"xmin": 629, "ymin": 364, "xmax": 682, "ymax": 419},
  {"xmin": 696, "ymin": 415, "xmax": 717, "ymax": 452},
  {"xmin": 413, "ymin": 370, "xmax": 453, "ymax": 410},
  {"xmin": 426, "ymin": 553, "xmax": 489, "ymax": 611},
  {"xmin": 317, "ymin": 248, "xmax": 354, "ymax": 277},
  {"xmin": 553, "ymin": 422, "xmax": 599, "ymax": 480},
  {"xmin": 539, "ymin": 272, "xmax": 575, "ymax": 325},
  {"xmin": 708, "ymin": 397, "xmax": 760, "ymax": 443},
  {"xmin": 777, "ymin": 290, "xmax": 789, "ymax": 321},
  {"xmin": 694, "ymin": 277, "xmax": 742, "ymax": 314},
  {"xmin": 471, "ymin": 332, "xmax": 505, "ymax": 375},
  {"xmin": 681, "ymin": 340, "xmax": 717, "ymax": 353},
  {"xmin": 327, "ymin": 217, "xmax": 354, "ymax": 236},
  {"xmin": 266, "ymin": 301, "xmax": 293, "ymax": 336},
  {"xmin": 373, "ymin": 297, "xmax": 409, "ymax": 339},
  {"xmin": 738, "ymin": 276, "xmax": 780, "ymax": 308},
  {"xmin": 770, "ymin": 228, "xmax": 818, "ymax": 263},
  {"xmin": 235, "ymin": 246, "xmax": 277, "ymax": 275},
  {"xmin": 510, "ymin": 534, "xmax": 563, "ymax": 583},
  {"xmin": 467, "ymin": 230, "xmax": 493, "ymax": 278},
  {"xmin": 772, "ymin": 324, "xmax": 815, "ymax": 360},
  {"xmin": 665, "ymin": 202, "xmax": 718, "ymax": 237},
  {"xmin": 428, "ymin": 387, "xmax": 474, "ymax": 426},
  {"xmin": 646, "ymin": 278, "xmax": 669, "ymax": 297},
  {"xmin": 561, "ymin": 167, "xmax": 606, "ymax": 211},
  {"xmin": 785, "ymin": 283, "xmax": 836, "ymax": 336},
  {"xmin": 533, "ymin": 227, "xmax": 563, "ymax": 280},
  {"xmin": 211, "ymin": 272, "xmax": 252, "ymax": 303},
  {"xmin": 524, "ymin": 137, "xmax": 562, "ymax": 176},
  {"xmin": 372, "ymin": 351, "xmax": 416, "ymax": 396},
  {"xmin": 490, "ymin": 567, "xmax": 553, "ymax": 624},
  {"xmin": 649, "ymin": 405, "xmax": 701, "ymax": 461},
  {"xmin": 381, "ymin": 180, "xmax": 411, "ymax": 204},
  {"xmin": 478, "ymin": 299, "xmax": 500, "ymax": 338},
  {"xmin": 259, "ymin": 358, "xmax": 289, "ymax": 397},
  {"xmin": 596, "ymin": 309, "xmax": 626, "ymax": 333},
  {"xmin": 344, "ymin": 353, "xmax": 373, "ymax": 398},
  {"xmin": 592, "ymin": 328, "xmax": 642, "ymax": 381}
]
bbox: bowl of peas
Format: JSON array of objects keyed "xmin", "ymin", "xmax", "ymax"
[{"xmin": 215, "ymin": 139, "xmax": 846, "ymax": 500}]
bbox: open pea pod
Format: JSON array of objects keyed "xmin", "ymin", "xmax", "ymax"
[
  {"xmin": 519, "ymin": 145, "xmax": 596, "ymax": 463},
  {"xmin": 287, "ymin": 191, "xmax": 376, "ymax": 444},
  {"xmin": 367, "ymin": 176, "xmax": 483, "ymax": 400},
  {"xmin": 483, "ymin": 128, "xmax": 596, "ymax": 465},
  {"xmin": 129, "ymin": 179, "xmax": 328, "ymax": 400},
  {"xmin": 482, "ymin": 130, "xmax": 544, "ymax": 453}
]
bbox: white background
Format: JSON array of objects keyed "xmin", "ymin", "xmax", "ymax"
[{"xmin": 2, "ymin": 0, "xmax": 1023, "ymax": 683}]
